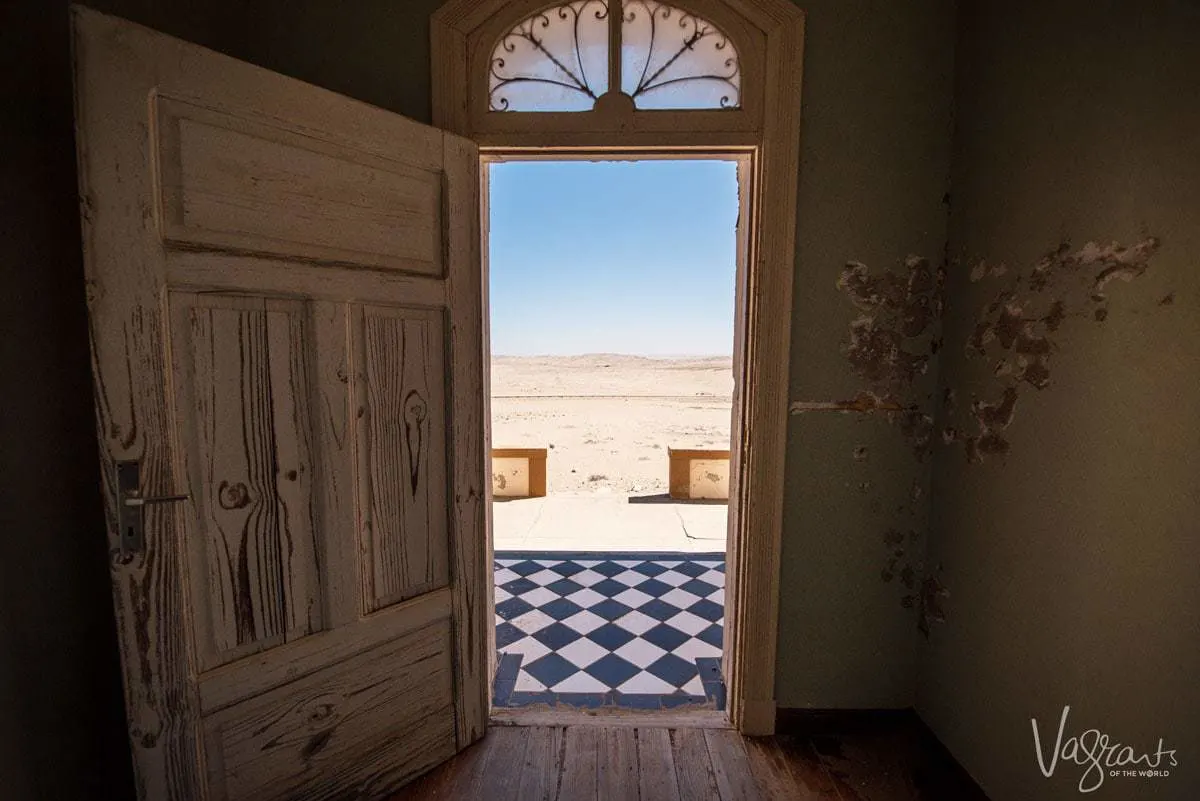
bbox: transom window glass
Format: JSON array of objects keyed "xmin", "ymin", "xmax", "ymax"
[{"xmin": 489, "ymin": 0, "xmax": 741, "ymax": 112}]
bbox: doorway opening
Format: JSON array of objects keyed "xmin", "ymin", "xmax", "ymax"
[{"xmin": 486, "ymin": 157, "xmax": 744, "ymax": 717}]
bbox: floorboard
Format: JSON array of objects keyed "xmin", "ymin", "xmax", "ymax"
[
  {"xmin": 598, "ymin": 728, "xmax": 639, "ymax": 799},
  {"xmin": 516, "ymin": 725, "xmax": 563, "ymax": 801},
  {"xmin": 777, "ymin": 734, "xmax": 845, "ymax": 798},
  {"xmin": 742, "ymin": 736, "xmax": 815, "ymax": 801},
  {"xmin": 559, "ymin": 725, "xmax": 600, "ymax": 800},
  {"xmin": 481, "ymin": 726, "xmax": 529, "ymax": 801},
  {"xmin": 386, "ymin": 721, "xmax": 988, "ymax": 801},
  {"xmin": 704, "ymin": 729, "xmax": 763, "ymax": 801},
  {"xmin": 636, "ymin": 727, "xmax": 682, "ymax": 800},
  {"xmin": 672, "ymin": 728, "xmax": 722, "ymax": 800}
]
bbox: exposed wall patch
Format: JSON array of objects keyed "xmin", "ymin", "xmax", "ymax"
[
  {"xmin": 796, "ymin": 237, "xmax": 1162, "ymax": 636},
  {"xmin": 789, "ymin": 253, "xmax": 947, "ymax": 633},
  {"xmin": 787, "ymin": 254, "xmax": 947, "ymax": 461},
  {"xmin": 836, "ymin": 255, "xmax": 944, "ymax": 400},
  {"xmin": 915, "ymin": 568, "xmax": 949, "ymax": 637},
  {"xmin": 945, "ymin": 236, "xmax": 1161, "ymax": 463}
]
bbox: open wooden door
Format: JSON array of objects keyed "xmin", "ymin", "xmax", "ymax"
[{"xmin": 72, "ymin": 7, "xmax": 489, "ymax": 800}]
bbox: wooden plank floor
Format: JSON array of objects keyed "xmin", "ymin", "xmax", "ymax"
[{"xmin": 387, "ymin": 723, "xmax": 987, "ymax": 800}]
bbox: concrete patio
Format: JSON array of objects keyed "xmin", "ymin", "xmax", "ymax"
[{"xmin": 492, "ymin": 495, "xmax": 728, "ymax": 553}]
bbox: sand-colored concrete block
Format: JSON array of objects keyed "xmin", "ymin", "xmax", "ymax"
[
  {"xmin": 491, "ymin": 448, "xmax": 547, "ymax": 498},
  {"xmin": 668, "ymin": 448, "xmax": 731, "ymax": 500}
]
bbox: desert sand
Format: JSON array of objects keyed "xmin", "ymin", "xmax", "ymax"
[{"xmin": 490, "ymin": 354, "xmax": 734, "ymax": 497}]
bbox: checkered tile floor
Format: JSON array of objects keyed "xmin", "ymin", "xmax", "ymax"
[{"xmin": 493, "ymin": 551, "xmax": 726, "ymax": 711}]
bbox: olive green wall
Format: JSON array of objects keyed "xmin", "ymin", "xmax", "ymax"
[
  {"xmin": 777, "ymin": 0, "xmax": 955, "ymax": 708},
  {"xmin": 917, "ymin": 1, "xmax": 1200, "ymax": 799}
]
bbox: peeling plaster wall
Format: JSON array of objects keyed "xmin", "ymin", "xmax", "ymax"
[
  {"xmin": 917, "ymin": 1, "xmax": 1200, "ymax": 799},
  {"xmin": 777, "ymin": 0, "xmax": 955, "ymax": 707}
]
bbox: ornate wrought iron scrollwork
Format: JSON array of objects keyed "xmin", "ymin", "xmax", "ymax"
[
  {"xmin": 622, "ymin": 1, "xmax": 741, "ymax": 108},
  {"xmin": 488, "ymin": 0, "xmax": 740, "ymax": 112},
  {"xmin": 489, "ymin": 0, "xmax": 610, "ymax": 111}
]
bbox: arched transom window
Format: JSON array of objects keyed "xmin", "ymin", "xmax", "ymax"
[{"xmin": 489, "ymin": 0, "xmax": 742, "ymax": 112}]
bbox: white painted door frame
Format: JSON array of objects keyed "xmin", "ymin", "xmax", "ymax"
[{"xmin": 432, "ymin": 0, "xmax": 806, "ymax": 735}]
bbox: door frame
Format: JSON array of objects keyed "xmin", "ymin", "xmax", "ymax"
[{"xmin": 432, "ymin": 0, "xmax": 805, "ymax": 736}]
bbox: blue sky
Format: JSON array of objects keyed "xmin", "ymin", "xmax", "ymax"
[{"xmin": 488, "ymin": 160, "xmax": 739, "ymax": 357}]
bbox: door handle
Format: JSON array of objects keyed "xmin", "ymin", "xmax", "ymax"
[
  {"xmin": 115, "ymin": 460, "xmax": 190, "ymax": 559},
  {"xmin": 122, "ymin": 493, "xmax": 191, "ymax": 508}
]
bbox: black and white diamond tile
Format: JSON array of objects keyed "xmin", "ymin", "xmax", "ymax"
[{"xmin": 493, "ymin": 551, "xmax": 725, "ymax": 710}]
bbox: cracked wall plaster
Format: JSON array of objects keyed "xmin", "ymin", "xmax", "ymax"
[
  {"xmin": 788, "ymin": 254, "xmax": 948, "ymax": 634},
  {"xmin": 789, "ymin": 255, "xmax": 945, "ymax": 461},
  {"xmin": 946, "ymin": 236, "xmax": 1162, "ymax": 463},
  {"xmin": 788, "ymin": 236, "xmax": 1164, "ymax": 636}
]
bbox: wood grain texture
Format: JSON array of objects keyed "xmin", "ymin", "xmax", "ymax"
[
  {"xmin": 170, "ymin": 294, "xmax": 321, "ymax": 671},
  {"xmin": 726, "ymin": 1, "xmax": 806, "ymax": 736},
  {"xmin": 444, "ymin": 132, "xmax": 491, "ymax": 748},
  {"xmin": 810, "ymin": 732, "xmax": 924, "ymax": 801},
  {"xmin": 742, "ymin": 737, "xmax": 815, "ymax": 801},
  {"xmin": 76, "ymin": 8, "xmax": 488, "ymax": 798},
  {"xmin": 385, "ymin": 727, "xmax": 494, "ymax": 801},
  {"xmin": 303, "ymin": 301, "xmax": 359, "ymax": 632},
  {"xmin": 479, "ymin": 160, "xmax": 498, "ymax": 694},
  {"xmin": 723, "ymin": 155, "xmax": 753, "ymax": 729},
  {"xmin": 356, "ymin": 306, "xmax": 449, "ymax": 611},
  {"xmin": 673, "ymin": 728, "xmax": 722, "ymax": 801},
  {"xmin": 74, "ymin": 10, "xmax": 205, "ymax": 796},
  {"xmin": 776, "ymin": 736, "xmax": 844, "ymax": 800},
  {"xmin": 598, "ymin": 728, "xmax": 639, "ymax": 799},
  {"xmin": 705, "ymin": 729, "xmax": 764, "ymax": 801},
  {"xmin": 431, "ymin": 0, "xmax": 807, "ymax": 736},
  {"xmin": 516, "ymin": 726, "xmax": 563, "ymax": 801},
  {"xmin": 391, "ymin": 721, "xmax": 989, "ymax": 801},
  {"xmin": 156, "ymin": 97, "xmax": 443, "ymax": 274},
  {"xmin": 637, "ymin": 727, "xmax": 682, "ymax": 801},
  {"xmin": 199, "ymin": 589, "xmax": 450, "ymax": 714},
  {"xmin": 202, "ymin": 622, "xmax": 456, "ymax": 801},
  {"xmin": 558, "ymin": 726, "xmax": 600, "ymax": 801},
  {"xmin": 166, "ymin": 251, "xmax": 447, "ymax": 309},
  {"xmin": 477, "ymin": 726, "xmax": 528, "ymax": 801}
]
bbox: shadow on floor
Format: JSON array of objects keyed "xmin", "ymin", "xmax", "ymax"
[{"xmin": 627, "ymin": 493, "xmax": 727, "ymax": 506}]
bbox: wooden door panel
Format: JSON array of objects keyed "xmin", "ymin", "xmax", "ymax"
[
  {"xmin": 201, "ymin": 622, "xmax": 456, "ymax": 801},
  {"xmin": 74, "ymin": 8, "xmax": 489, "ymax": 798},
  {"xmin": 165, "ymin": 251, "xmax": 449, "ymax": 308},
  {"xmin": 169, "ymin": 293, "xmax": 323, "ymax": 670},
  {"xmin": 156, "ymin": 97, "xmax": 444, "ymax": 275},
  {"xmin": 356, "ymin": 306, "xmax": 450, "ymax": 611},
  {"xmin": 197, "ymin": 588, "xmax": 451, "ymax": 715}
]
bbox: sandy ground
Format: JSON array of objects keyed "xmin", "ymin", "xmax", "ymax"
[
  {"xmin": 490, "ymin": 355, "xmax": 733, "ymax": 552},
  {"xmin": 490, "ymin": 354, "xmax": 734, "ymax": 497}
]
